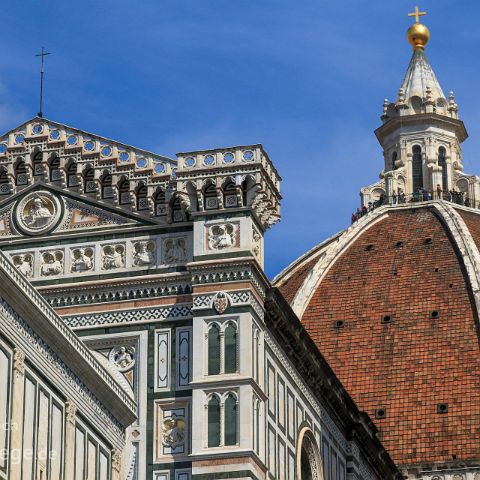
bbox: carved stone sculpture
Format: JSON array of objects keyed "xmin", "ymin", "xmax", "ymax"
[
  {"xmin": 109, "ymin": 346, "xmax": 136, "ymax": 372},
  {"xmin": 12, "ymin": 254, "xmax": 33, "ymax": 277},
  {"xmin": 71, "ymin": 248, "xmax": 94, "ymax": 272},
  {"xmin": 133, "ymin": 240, "xmax": 155, "ymax": 266},
  {"xmin": 40, "ymin": 251, "xmax": 64, "ymax": 276},
  {"xmin": 16, "ymin": 191, "xmax": 61, "ymax": 235},
  {"xmin": 102, "ymin": 244, "xmax": 125, "ymax": 270},
  {"xmin": 162, "ymin": 414, "xmax": 185, "ymax": 449},
  {"xmin": 164, "ymin": 238, "xmax": 186, "ymax": 263},
  {"xmin": 208, "ymin": 223, "xmax": 236, "ymax": 250}
]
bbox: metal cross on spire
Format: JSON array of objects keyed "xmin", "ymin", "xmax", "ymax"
[
  {"xmin": 408, "ymin": 6, "xmax": 427, "ymax": 24},
  {"xmin": 35, "ymin": 47, "xmax": 51, "ymax": 118}
]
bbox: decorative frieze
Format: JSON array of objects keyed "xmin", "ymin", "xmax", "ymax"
[
  {"xmin": 8, "ymin": 232, "xmax": 193, "ymax": 280},
  {"xmin": 193, "ymin": 290, "xmax": 264, "ymax": 320},
  {"xmin": 63, "ymin": 304, "xmax": 192, "ymax": 329},
  {"xmin": 42, "ymin": 279, "xmax": 191, "ymax": 308}
]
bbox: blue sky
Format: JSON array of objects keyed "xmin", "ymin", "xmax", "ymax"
[{"xmin": 0, "ymin": 0, "xmax": 478, "ymax": 277}]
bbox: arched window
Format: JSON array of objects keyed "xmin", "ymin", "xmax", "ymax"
[
  {"xmin": 224, "ymin": 323, "xmax": 237, "ymax": 374},
  {"xmin": 15, "ymin": 160, "xmax": 27, "ymax": 186},
  {"xmin": 438, "ymin": 147, "xmax": 448, "ymax": 192},
  {"xmin": 49, "ymin": 156, "xmax": 61, "ymax": 181},
  {"xmin": 207, "ymin": 396, "xmax": 221, "ymax": 448},
  {"xmin": 208, "ymin": 324, "xmax": 221, "ymax": 375},
  {"xmin": 32, "ymin": 151, "xmax": 43, "ymax": 176},
  {"xmin": 223, "ymin": 181, "xmax": 237, "ymax": 208},
  {"xmin": 0, "ymin": 170, "xmax": 9, "ymax": 195},
  {"xmin": 84, "ymin": 166, "xmax": 95, "ymax": 193},
  {"xmin": 412, "ymin": 145, "xmax": 423, "ymax": 192},
  {"xmin": 391, "ymin": 151, "xmax": 398, "ymax": 170},
  {"xmin": 67, "ymin": 162, "xmax": 78, "ymax": 187},
  {"xmin": 136, "ymin": 184, "xmax": 148, "ymax": 211},
  {"xmin": 204, "ymin": 184, "xmax": 218, "ymax": 210},
  {"xmin": 297, "ymin": 428, "xmax": 323, "ymax": 480},
  {"xmin": 101, "ymin": 173, "xmax": 113, "ymax": 199},
  {"xmin": 154, "ymin": 189, "xmax": 166, "ymax": 216},
  {"xmin": 118, "ymin": 178, "xmax": 130, "ymax": 205},
  {"xmin": 224, "ymin": 394, "xmax": 238, "ymax": 446}
]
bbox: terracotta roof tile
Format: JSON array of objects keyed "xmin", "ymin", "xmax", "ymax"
[{"xmin": 301, "ymin": 207, "xmax": 480, "ymax": 465}]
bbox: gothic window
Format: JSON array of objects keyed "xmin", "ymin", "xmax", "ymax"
[
  {"xmin": 208, "ymin": 324, "xmax": 221, "ymax": 375},
  {"xmin": 224, "ymin": 323, "xmax": 238, "ymax": 374},
  {"xmin": 391, "ymin": 151, "xmax": 398, "ymax": 170},
  {"xmin": 118, "ymin": 178, "xmax": 130, "ymax": 205},
  {"xmin": 100, "ymin": 173, "xmax": 113, "ymax": 199},
  {"xmin": 33, "ymin": 151, "xmax": 43, "ymax": 176},
  {"xmin": 84, "ymin": 166, "xmax": 95, "ymax": 193},
  {"xmin": 136, "ymin": 184, "xmax": 148, "ymax": 211},
  {"xmin": 49, "ymin": 156, "xmax": 61, "ymax": 182},
  {"xmin": 224, "ymin": 394, "xmax": 238, "ymax": 446},
  {"xmin": 154, "ymin": 189, "xmax": 166, "ymax": 216},
  {"xmin": 223, "ymin": 181, "xmax": 237, "ymax": 208},
  {"xmin": 204, "ymin": 183, "xmax": 218, "ymax": 210},
  {"xmin": 207, "ymin": 395, "xmax": 221, "ymax": 447},
  {"xmin": 67, "ymin": 162, "xmax": 78, "ymax": 187},
  {"xmin": 15, "ymin": 159, "xmax": 27, "ymax": 186},
  {"xmin": 438, "ymin": 146, "xmax": 448, "ymax": 192},
  {"xmin": 412, "ymin": 145, "xmax": 423, "ymax": 192},
  {"xmin": 0, "ymin": 170, "xmax": 9, "ymax": 195}
]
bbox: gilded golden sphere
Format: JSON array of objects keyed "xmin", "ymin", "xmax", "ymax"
[{"xmin": 407, "ymin": 23, "xmax": 430, "ymax": 49}]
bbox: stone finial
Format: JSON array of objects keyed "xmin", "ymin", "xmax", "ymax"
[
  {"xmin": 383, "ymin": 99, "xmax": 389, "ymax": 116},
  {"xmin": 397, "ymin": 88, "xmax": 406, "ymax": 105},
  {"xmin": 449, "ymin": 91, "xmax": 458, "ymax": 109}
]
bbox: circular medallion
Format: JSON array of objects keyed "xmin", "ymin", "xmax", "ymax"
[
  {"xmin": 15, "ymin": 191, "xmax": 62, "ymax": 235},
  {"xmin": 109, "ymin": 346, "xmax": 136, "ymax": 372}
]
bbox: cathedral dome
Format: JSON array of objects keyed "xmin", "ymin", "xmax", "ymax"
[{"xmin": 274, "ymin": 202, "xmax": 480, "ymax": 468}]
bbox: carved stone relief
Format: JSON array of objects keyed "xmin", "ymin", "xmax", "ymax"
[
  {"xmin": 212, "ymin": 292, "xmax": 230, "ymax": 314},
  {"xmin": 12, "ymin": 253, "xmax": 34, "ymax": 278},
  {"xmin": 15, "ymin": 191, "xmax": 61, "ymax": 235},
  {"xmin": 163, "ymin": 237, "xmax": 186, "ymax": 264},
  {"xmin": 102, "ymin": 244, "xmax": 125, "ymax": 270},
  {"xmin": 40, "ymin": 251, "xmax": 64, "ymax": 276},
  {"xmin": 252, "ymin": 226, "xmax": 261, "ymax": 259},
  {"xmin": 162, "ymin": 413, "xmax": 185, "ymax": 450},
  {"xmin": 109, "ymin": 346, "xmax": 136, "ymax": 372},
  {"xmin": 133, "ymin": 240, "xmax": 155, "ymax": 266},
  {"xmin": 71, "ymin": 247, "xmax": 94, "ymax": 272},
  {"xmin": 207, "ymin": 223, "xmax": 239, "ymax": 250}
]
